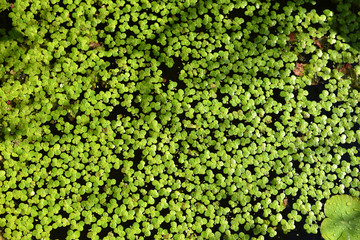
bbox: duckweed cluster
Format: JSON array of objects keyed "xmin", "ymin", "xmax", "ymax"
[{"xmin": 0, "ymin": 0, "xmax": 359, "ymax": 239}]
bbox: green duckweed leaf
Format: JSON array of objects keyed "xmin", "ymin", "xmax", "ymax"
[{"xmin": 320, "ymin": 195, "xmax": 360, "ymax": 240}]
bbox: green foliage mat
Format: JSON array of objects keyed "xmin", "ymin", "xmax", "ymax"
[{"xmin": 0, "ymin": 0, "xmax": 360, "ymax": 239}]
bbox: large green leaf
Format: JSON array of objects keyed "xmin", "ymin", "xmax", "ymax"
[{"xmin": 320, "ymin": 195, "xmax": 360, "ymax": 240}]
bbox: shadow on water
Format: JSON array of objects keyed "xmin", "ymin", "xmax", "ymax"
[
  {"xmin": 330, "ymin": 0, "xmax": 360, "ymax": 52},
  {"xmin": 303, "ymin": 0, "xmax": 360, "ymax": 52},
  {"xmin": 0, "ymin": 8, "xmax": 12, "ymax": 32},
  {"xmin": 0, "ymin": 7, "xmax": 24, "ymax": 42},
  {"xmin": 0, "ymin": 7, "xmax": 25, "ymax": 72}
]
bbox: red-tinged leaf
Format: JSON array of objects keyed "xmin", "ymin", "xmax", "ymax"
[
  {"xmin": 312, "ymin": 81, "xmax": 324, "ymax": 85},
  {"xmin": 293, "ymin": 62, "xmax": 305, "ymax": 76},
  {"xmin": 313, "ymin": 37, "xmax": 322, "ymax": 48},
  {"xmin": 89, "ymin": 42, "xmax": 101, "ymax": 48},
  {"xmin": 288, "ymin": 32, "xmax": 297, "ymax": 42},
  {"xmin": 6, "ymin": 100, "xmax": 11, "ymax": 106},
  {"xmin": 337, "ymin": 63, "xmax": 352, "ymax": 74},
  {"xmin": 344, "ymin": 63, "xmax": 352, "ymax": 71},
  {"xmin": 282, "ymin": 199, "xmax": 288, "ymax": 207},
  {"xmin": 336, "ymin": 66, "xmax": 343, "ymax": 74}
]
